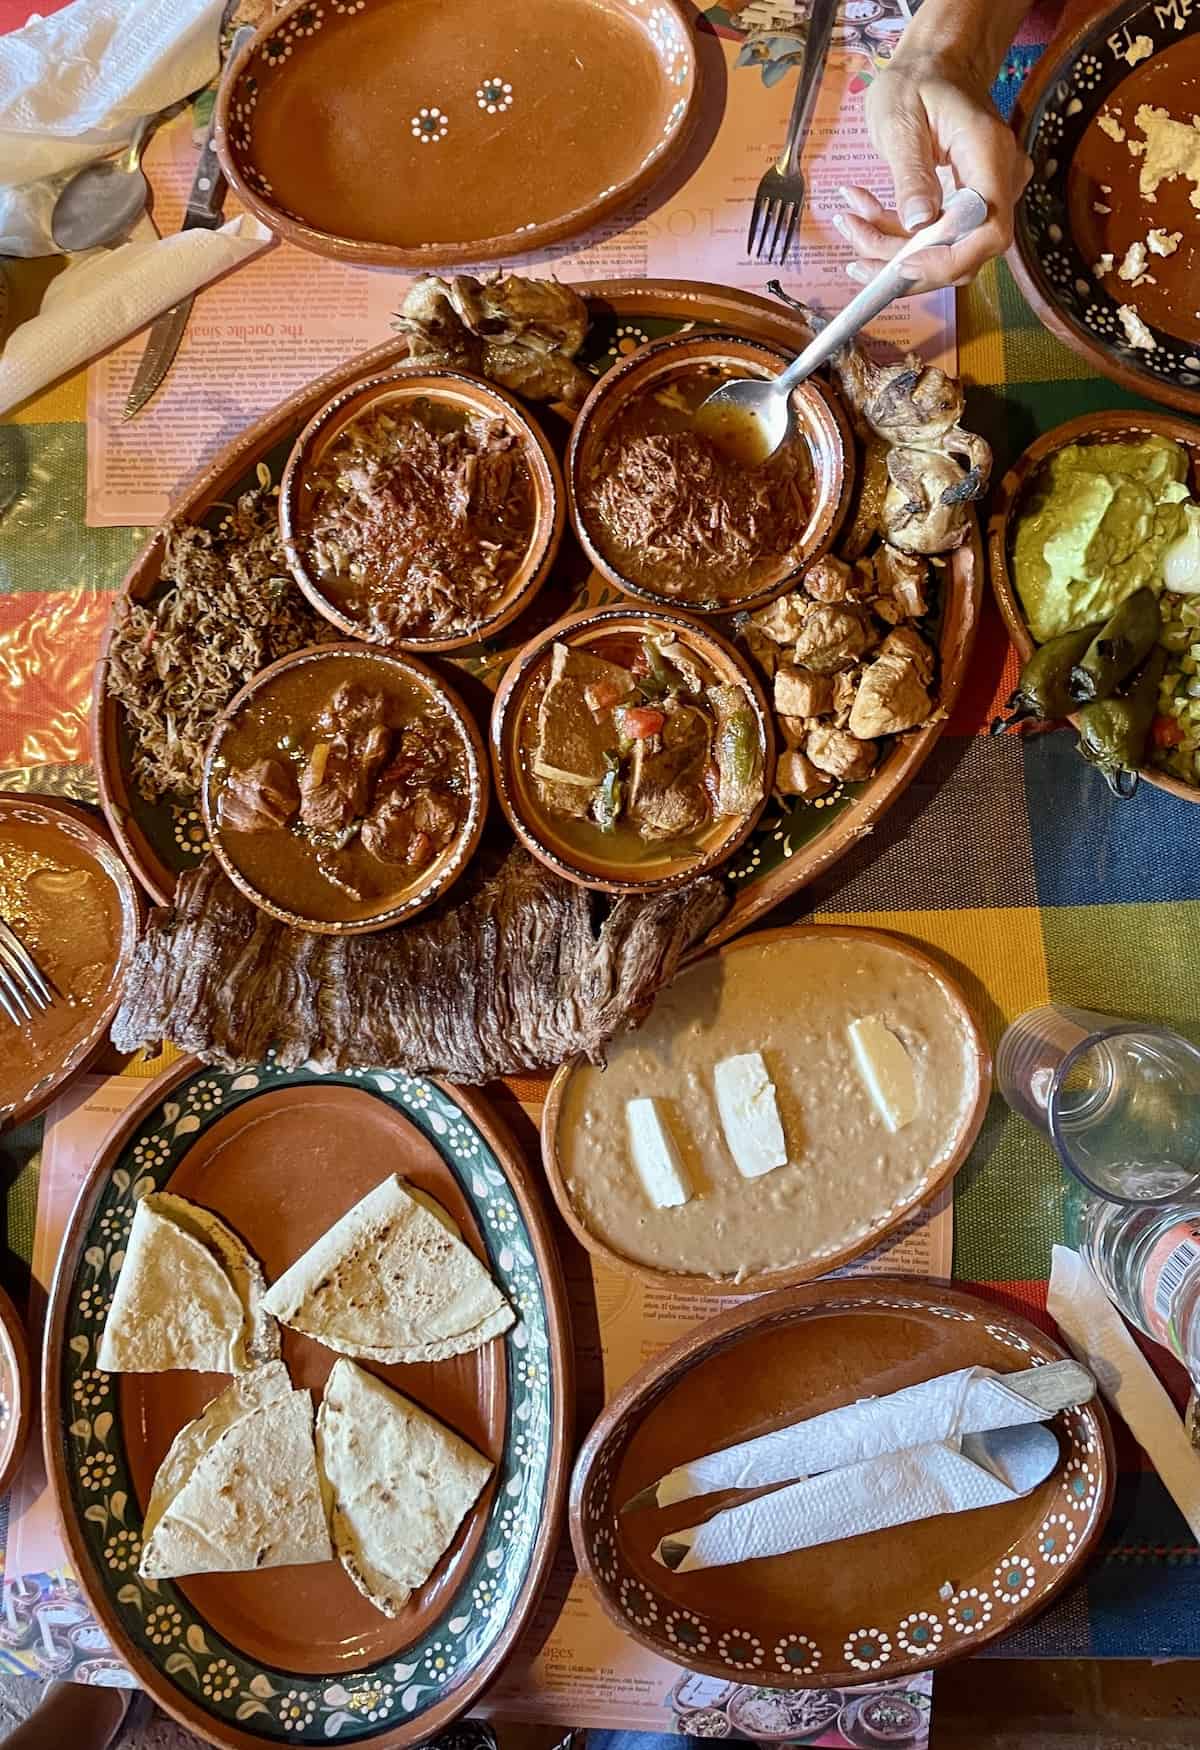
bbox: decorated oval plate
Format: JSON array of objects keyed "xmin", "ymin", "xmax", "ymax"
[
  {"xmin": 571, "ymin": 1277, "xmax": 1113, "ymax": 1688},
  {"xmin": 1012, "ymin": 0, "xmax": 1200, "ymax": 413},
  {"xmin": 44, "ymin": 1058, "xmax": 571, "ymax": 1748}
]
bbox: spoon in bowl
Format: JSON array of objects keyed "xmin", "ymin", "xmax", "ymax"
[
  {"xmin": 696, "ymin": 187, "xmax": 988, "ymax": 463},
  {"xmin": 50, "ymin": 112, "xmax": 158, "ymax": 253}
]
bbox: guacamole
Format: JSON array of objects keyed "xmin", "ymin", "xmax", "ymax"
[{"xmin": 1012, "ymin": 435, "xmax": 1193, "ymax": 642}]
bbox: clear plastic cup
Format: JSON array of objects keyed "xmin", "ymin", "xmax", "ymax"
[{"xmin": 996, "ymin": 1004, "xmax": 1200, "ymax": 1205}]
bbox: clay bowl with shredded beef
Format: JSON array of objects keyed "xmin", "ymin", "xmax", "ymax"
[
  {"xmin": 569, "ymin": 332, "xmax": 852, "ymax": 615},
  {"xmin": 491, "ymin": 606, "xmax": 774, "ymax": 895},
  {"xmin": 280, "ymin": 365, "xmax": 565, "ymax": 653},
  {"xmin": 202, "ymin": 644, "xmax": 487, "ymax": 933}
]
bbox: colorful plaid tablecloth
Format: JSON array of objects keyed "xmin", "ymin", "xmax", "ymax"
[{"xmin": 2, "ymin": 0, "xmax": 1199, "ymax": 1668}]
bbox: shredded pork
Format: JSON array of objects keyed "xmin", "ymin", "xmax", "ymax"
[{"xmin": 106, "ymin": 490, "xmax": 333, "ymax": 802}]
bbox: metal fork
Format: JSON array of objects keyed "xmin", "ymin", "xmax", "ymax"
[
  {"xmin": 746, "ymin": 0, "xmax": 839, "ymax": 264},
  {"xmin": 0, "ymin": 918, "xmax": 54, "ymax": 1026}
]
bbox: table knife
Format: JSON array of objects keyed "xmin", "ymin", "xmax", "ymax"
[{"xmin": 124, "ymin": 28, "xmax": 253, "ymax": 421}]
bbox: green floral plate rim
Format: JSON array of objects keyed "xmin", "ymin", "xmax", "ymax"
[{"xmin": 44, "ymin": 1058, "xmax": 571, "ymax": 1749}]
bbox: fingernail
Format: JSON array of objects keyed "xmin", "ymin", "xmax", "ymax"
[
  {"xmin": 903, "ymin": 199, "xmax": 935, "ymax": 230},
  {"xmin": 845, "ymin": 261, "xmax": 870, "ymax": 283},
  {"xmin": 832, "ymin": 213, "xmax": 851, "ymax": 239}
]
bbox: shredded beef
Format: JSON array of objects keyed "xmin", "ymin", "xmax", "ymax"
[{"xmin": 111, "ymin": 850, "xmax": 728, "ymax": 1081}]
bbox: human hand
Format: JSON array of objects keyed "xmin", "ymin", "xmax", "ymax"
[{"xmin": 838, "ymin": 54, "xmax": 1033, "ymax": 293}]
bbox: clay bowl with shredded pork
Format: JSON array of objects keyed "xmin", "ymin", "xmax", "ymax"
[
  {"xmin": 280, "ymin": 366, "xmax": 565, "ymax": 653},
  {"xmin": 202, "ymin": 644, "xmax": 487, "ymax": 934},
  {"xmin": 568, "ymin": 332, "xmax": 852, "ymax": 615},
  {"xmin": 491, "ymin": 606, "xmax": 774, "ymax": 895}
]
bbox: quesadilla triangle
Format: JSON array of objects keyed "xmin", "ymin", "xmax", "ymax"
[
  {"xmin": 98, "ymin": 1192, "xmax": 279, "ymax": 1375},
  {"xmin": 317, "ymin": 1358, "xmax": 493, "ymax": 1617},
  {"xmin": 139, "ymin": 1361, "xmax": 333, "ymax": 1580},
  {"xmin": 260, "ymin": 1174, "xmax": 515, "ymax": 1364}
]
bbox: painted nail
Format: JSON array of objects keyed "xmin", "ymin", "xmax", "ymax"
[
  {"xmin": 902, "ymin": 199, "xmax": 936, "ymax": 230},
  {"xmin": 845, "ymin": 261, "xmax": 870, "ymax": 283},
  {"xmin": 832, "ymin": 213, "xmax": 851, "ymax": 239}
]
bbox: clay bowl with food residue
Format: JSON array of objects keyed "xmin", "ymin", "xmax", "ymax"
[
  {"xmin": 0, "ymin": 795, "xmax": 142, "ymax": 1132},
  {"xmin": 202, "ymin": 644, "xmax": 488, "ymax": 934},
  {"xmin": 280, "ymin": 365, "xmax": 565, "ymax": 654},
  {"xmin": 567, "ymin": 331, "xmax": 852, "ymax": 616},
  {"xmin": 988, "ymin": 409, "xmax": 1200, "ymax": 805},
  {"xmin": 491, "ymin": 606, "xmax": 775, "ymax": 895}
]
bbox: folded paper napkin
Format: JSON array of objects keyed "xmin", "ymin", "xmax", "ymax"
[
  {"xmin": 0, "ymin": 216, "xmax": 271, "ymax": 417},
  {"xmin": 0, "ymin": 0, "xmax": 222, "ymax": 255},
  {"xmin": 653, "ymin": 1422, "xmax": 1059, "ymax": 1572},
  {"xmin": 1048, "ymin": 1244, "xmax": 1200, "ymax": 1543},
  {"xmin": 640, "ymin": 1366, "xmax": 1056, "ymax": 1509}
]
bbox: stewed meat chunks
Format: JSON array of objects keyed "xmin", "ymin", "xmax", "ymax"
[
  {"xmin": 298, "ymin": 684, "xmax": 392, "ymax": 845},
  {"xmin": 217, "ymin": 758, "xmax": 299, "ymax": 834},
  {"xmin": 529, "ymin": 636, "xmax": 764, "ymax": 853}
]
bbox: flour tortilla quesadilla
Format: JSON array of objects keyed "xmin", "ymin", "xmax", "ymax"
[
  {"xmin": 260, "ymin": 1175, "xmax": 514, "ymax": 1364},
  {"xmin": 139, "ymin": 1361, "xmax": 332, "ymax": 1579},
  {"xmin": 316, "ymin": 1358, "xmax": 493, "ymax": 1617},
  {"xmin": 98, "ymin": 1192, "xmax": 278, "ymax": 1374}
]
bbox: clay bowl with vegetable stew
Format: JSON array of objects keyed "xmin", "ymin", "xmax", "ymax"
[
  {"xmin": 568, "ymin": 331, "xmax": 852, "ymax": 616},
  {"xmin": 280, "ymin": 365, "xmax": 565, "ymax": 654},
  {"xmin": 203, "ymin": 644, "xmax": 488, "ymax": 933},
  {"xmin": 491, "ymin": 607, "xmax": 775, "ymax": 895},
  {"xmin": 989, "ymin": 409, "xmax": 1200, "ymax": 805}
]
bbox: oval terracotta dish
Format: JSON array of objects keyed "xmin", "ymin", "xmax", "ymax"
[
  {"xmin": 0, "ymin": 794, "xmax": 141, "ymax": 1131},
  {"xmin": 571, "ymin": 1276, "xmax": 1114, "ymax": 1688},
  {"xmin": 216, "ymin": 0, "xmax": 697, "ymax": 268},
  {"xmin": 988, "ymin": 410, "xmax": 1200, "ymax": 805},
  {"xmin": 44, "ymin": 1056, "xmax": 571, "ymax": 1750},
  {"xmin": 491, "ymin": 606, "xmax": 775, "ymax": 894},
  {"xmin": 202, "ymin": 644, "xmax": 489, "ymax": 933},
  {"xmin": 0, "ymin": 1283, "xmax": 31, "ymax": 1498},
  {"xmin": 280, "ymin": 366, "xmax": 565, "ymax": 653},
  {"xmin": 1010, "ymin": 1, "xmax": 1200, "ymax": 414},
  {"xmin": 568, "ymin": 331, "xmax": 852, "ymax": 614},
  {"xmin": 541, "ymin": 924, "xmax": 991, "ymax": 1292}
]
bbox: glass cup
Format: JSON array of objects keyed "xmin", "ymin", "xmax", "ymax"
[{"xmin": 996, "ymin": 1004, "xmax": 1200, "ymax": 1205}]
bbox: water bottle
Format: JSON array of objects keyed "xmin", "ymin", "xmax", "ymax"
[{"xmin": 1076, "ymin": 1193, "xmax": 1200, "ymax": 1381}]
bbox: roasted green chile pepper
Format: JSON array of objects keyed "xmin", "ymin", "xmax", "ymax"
[
  {"xmin": 1076, "ymin": 646, "xmax": 1167, "ymax": 798},
  {"xmin": 1068, "ymin": 588, "xmax": 1161, "ymax": 703},
  {"xmin": 991, "ymin": 624, "xmax": 1101, "ymax": 731}
]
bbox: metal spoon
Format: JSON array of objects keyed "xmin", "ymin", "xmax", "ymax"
[
  {"xmin": 50, "ymin": 112, "xmax": 157, "ymax": 252},
  {"xmin": 696, "ymin": 187, "xmax": 988, "ymax": 461}
]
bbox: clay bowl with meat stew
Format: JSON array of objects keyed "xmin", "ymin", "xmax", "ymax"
[
  {"xmin": 491, "ymin": 606, "xmax": 775, "ymax": 895},
  {"xmin": 280, "ymin": 365, "xmax": 566, "ymax": 654},
  {"xmin": 202, "ymin": 644, "xmax": 488, "ymax": 934},
  {"xmin": 567, "ymin": 331, "xmax": 853, "ymax": 616}
]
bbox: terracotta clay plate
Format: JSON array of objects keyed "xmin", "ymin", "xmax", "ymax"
[
  {"xmin": 571, "ymin": 1277, "xmax": 1114, "ymax": 1688},
  {"xmin": 987, "ymin": 408, "xmax": 1200, "ymax": 805},
  {"xmin": 0, "ymin": 794, "xmax": 141, "ymax": 1132},
  {"xmin": 217, "ymin": 0, "xmax": 697, "ymax": 268},
  {"xmin": 1011, "ymin": 0, "xmax": 1200, "ymax": 413},
  {"xmin": 542, "ymin": 924, "xmax": 991, "ymax": 1292},
  {"xmin": 94, "ymin": 280, "xmax": 981, "ymax": 958},
  {"xmin": 44, "ymin": 1059, "xmax": 571, "ymax": 1749}
]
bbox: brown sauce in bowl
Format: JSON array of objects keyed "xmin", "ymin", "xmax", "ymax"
[{"xmin": 0, "ymin": 816, "xmax": 127, "ymax": 1120}]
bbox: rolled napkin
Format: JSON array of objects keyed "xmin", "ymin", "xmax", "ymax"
[
  {"xmin": 0, "ymin": 0, "xmax": 223, "ymax": 255},
  {"xmin": 1048, "ymin": 1243, "xmax": 1200, "ymax": 1542},
  {"xmin": 627, "ymin": 1362, "xmax": 1089, "ymax": 1511},
  {"xmin": 653, "ymin": 1422, "xmax": 1060, "ymax": 1572},
  {"xmin": 0, "ymin": 214, "xmax": 271, "ymax": 416}
]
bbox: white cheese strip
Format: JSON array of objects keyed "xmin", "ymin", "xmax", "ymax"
[
  {"xmin": 847, "ymin": 1017, "xmax": 918, "ymax": 1133},
  {"xmin": 626, "ymin": 1098, "xmax": 692, "ymax": 1209},
  {"xmin": 713, "ymin": 1052, "xmax": 788, "ymax": 1180}
]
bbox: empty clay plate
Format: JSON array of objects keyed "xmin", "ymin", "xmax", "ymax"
[{"xmin": 217, "ymin": 0, "xmax": 698, "ymax": 267}]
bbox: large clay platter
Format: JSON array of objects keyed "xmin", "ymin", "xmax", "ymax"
[
  {"xmin": 44, "ymin": 1059, "xmax": 571, "ymax": 1748},
  {"xmin": 571, "ymin": 1277, "xmax": 1113, "ymax": 1689},
  {"xmin": 216, "ymin": 0, "xmax": 697, "ymax": 268},
  {"xmin": 1010, "ymin": 0, "xmax": 1200, "ymax": 414},
  {"xmin": 93, "ymin": 280, "xmax": 981, "ymax": 952},
  {"xmin": 987, "ymin": 408, "xmax": 1200, "ymax": 804}
]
